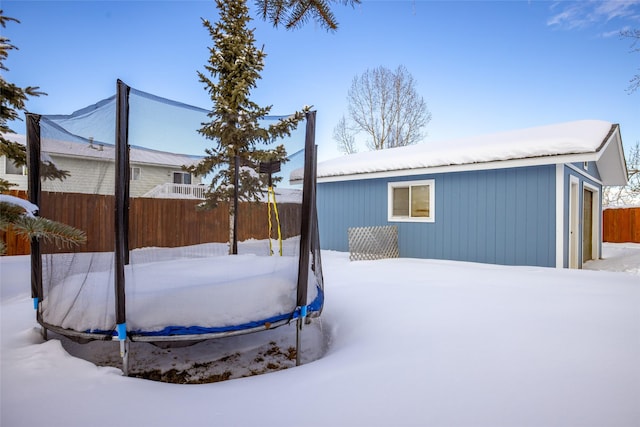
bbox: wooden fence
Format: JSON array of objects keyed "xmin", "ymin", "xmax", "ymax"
[
  {"xmin": 1, "ymin": 190, "xmax": 31, "ymax": 255},
  {"xmin": 603, "ymin": 207, "xmax": 640, "ymax": 243},
  {"xmin": 2, "ymin": 191, "xmax": 301, "ymax": 255}
]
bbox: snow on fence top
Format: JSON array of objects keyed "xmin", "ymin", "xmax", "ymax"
[{"xmin": 311, "ymin": 120, "xmax": 617, "ymax": 181}]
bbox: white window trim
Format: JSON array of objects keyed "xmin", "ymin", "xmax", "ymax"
[
  {"xmin": 582, "ymin": 181, "xmax": 601, "ymax": 262},
  {"xmin": 4, "ymin": 157, "xmax": 27, "ymax": 175},
  {"xmin": 387, "ymin": 179, "xmax": 435, "ymax": 223},
  {"xmin": 172, "ymin": 171, "xmax": 192, "ymax": 184},
  {"xmin": 130, "ymin": 166, "xmax": 141, "ymax": 181},
  {"xmin": 568, "ymin": 175, "xmax": 580, "ymax": 269}
]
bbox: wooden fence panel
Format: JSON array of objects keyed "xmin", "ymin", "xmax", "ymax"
[
  {"xmin": 236, "ymin": 202, "xmax": 302, "ymax": 242},
  {"xmin": 603, "ymin": 209, "xmax": 617, "ymax": 242},
  {"xmin": 38, "ymin": 192, "xmax": 115, "ymax": 253},
  {"xmin": 1, "ymin": 190, "xmax": 31, "ymax": 256},
  {"xmin": 129, "ymin": 198, "xmax": 230, "ymax": 248},
  {"xmin": 3, "ymin": 191, "xmax": 303, "ymax": 255},
  {"xmin": 603, "ymin": 207, "xmax": 640, "ymax": 243}
]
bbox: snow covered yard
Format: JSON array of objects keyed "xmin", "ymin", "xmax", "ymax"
[{"xmin": 1, "ymin": 244, "xmax": 639, "ymax": 427}]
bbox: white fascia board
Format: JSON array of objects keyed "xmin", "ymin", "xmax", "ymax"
[
  {"xmin": 51, "ymin": 152, "xmax": 191, "ymax": 169},
  {"xmin": 594, "ymin": 125, "xmax": 628, "ymax": 186},
  {"xmin": 50, "ymin": 152, "xmax": 113, "ymax": 163},
  {"xmin": 565, "ymin": 163, "xmax": 604, "ymax": 186},
  {"xmin": 555, "ymin": 164, "xmax": 565, "ymax": 269}
]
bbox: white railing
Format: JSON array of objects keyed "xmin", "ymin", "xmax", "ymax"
[{"xmin": 143, "ymin": 183, "xmax": 207, "ymax": 199}]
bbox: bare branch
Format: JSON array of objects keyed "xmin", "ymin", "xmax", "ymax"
[
  {"xmin": 333, "ymin": 115, "xmax": 357, "ymax": 154},
  {"xmin": 621, "ymin": 28, "xmax": 640, "ymax": 94},
  {"xmin": 342, "ymin": 65, "xmax": 431, "ymax": 152},
  {"xmin": 604, "ymin": 140, "xmax": 640, "ymax": 206}
]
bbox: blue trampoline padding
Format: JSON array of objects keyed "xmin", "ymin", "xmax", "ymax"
[
  {"xmin": 88, "ymin": 286, "xmax": 323, "ymax": 338},
  {"xmin": 116, "ymin": 323, "xmax": 127, "ymax": 340}
]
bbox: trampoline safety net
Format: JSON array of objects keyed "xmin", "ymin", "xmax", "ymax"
[{"xmin": 27, "ymin": 80, "xmax": 323, "ymax": 342}]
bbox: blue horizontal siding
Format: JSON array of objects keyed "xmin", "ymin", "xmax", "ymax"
[{"xmin": 317, "ymin": 165, "xmax": 557, "ymax": 267}]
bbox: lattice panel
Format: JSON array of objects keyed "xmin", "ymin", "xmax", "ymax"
[{"xmin": 348, "ymin": 226, "xmax": 399, "ymax": 261}]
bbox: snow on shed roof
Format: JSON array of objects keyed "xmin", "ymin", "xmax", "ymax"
[{"xmin": 314, "ymin": 120, "xmax": 627, "ymax": 185}]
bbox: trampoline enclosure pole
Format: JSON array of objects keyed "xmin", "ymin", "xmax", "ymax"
[
  {"xmin": 115, "ymin": 79, "xmax": 130, "ymax": 370},
  {"xmin": 296, "ymin": 111, "xmax": 316, "ymax": 308},
  {"xmin": 296, "ymin": 111, "xmax": 317, "ymax": 366},
  {"xmin": 26, "ymin": 113, "xmax": 43, "ymax": 316}
]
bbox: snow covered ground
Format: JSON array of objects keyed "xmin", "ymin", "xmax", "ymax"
[{"xmin": 1, "ymin": 243, "xmax": 639, "ymax": 427}]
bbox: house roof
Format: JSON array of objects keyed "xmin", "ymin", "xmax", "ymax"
[
  {"xmin": 4, "ymin": 133, "xmax": 202, "ymax": 168},
  {"xmin": 313, "ymin": 120, "xmax": 628, "ymax": 186}
]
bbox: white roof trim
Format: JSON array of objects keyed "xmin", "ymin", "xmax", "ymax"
[
  {"xmin": 317, "ymin": 151, "xmax": 603, "ymax": 183},
  {"xmin": 593, "ymin": 125, "xmax": 628, "ymax": 186},
  {"xmin": 3, "ymin": 133, "xmax": 202, "ymax": 169}
]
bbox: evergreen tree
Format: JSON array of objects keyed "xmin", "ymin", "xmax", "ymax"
[
  {"xmin": 0, "ymin": 11, "xmax": 45, "ymax": 191},
  {"xmin": 190, "ymin": 0, "xmax": 309, "ymax": 253},
  {"xmin": 0, "ymin": 10, "xmax": 84, "ymax": 254},
  {"xmin": 0, "ymin": 196, "xmax": 86, "ymax": 255},
  {"xmin": 0, "ymin": 10, "xmax": 68, "ymax": 192},
  {"xmin": 257, "ymin": 0, "xmax": 361, "ymax": 31}
]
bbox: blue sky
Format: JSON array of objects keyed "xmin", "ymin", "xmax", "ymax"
[{"xmin": 4, "ymin": 0, "xmax": 639, "ymax": 162}]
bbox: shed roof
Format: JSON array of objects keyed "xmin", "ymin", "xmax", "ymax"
[{"xmin": 314, "ymin": 120, "xmax": 627, "ymax": 186}]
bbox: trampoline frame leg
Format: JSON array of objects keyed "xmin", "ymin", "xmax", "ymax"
[
  {"xmin": 296, "ymin": 305, "xmax": 307, "ymax": 367},
  {"xmin": 120, "ymin": 339, "xmax": 130, "ymax": 376},
  {"xmin": 296, "ymin": 317, "xmax": 302, "ymax": 366}
]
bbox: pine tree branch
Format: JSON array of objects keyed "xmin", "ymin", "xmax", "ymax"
[
  {"xmin": 0, "ymin": 201, "xmax": 25, "ymax": 230},
  {"xmin": 256, "ymin": 0, "xmax": 360, "ymax": 32},
  {"xmin": 10, "ymin": 216, "xmax": 87, "ymax": 247}
]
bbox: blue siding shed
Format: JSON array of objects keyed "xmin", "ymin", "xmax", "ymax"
[
  {"xmin": 318, "ymin": 166, "xmax": 556, "ymax": 267},
  {"xmin": 313, "ymin": 121, "xmax": 628, "ymax": 268}
]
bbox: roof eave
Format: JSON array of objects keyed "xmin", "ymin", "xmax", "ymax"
[
  {"xmin": 316, "ymin": 151, "xmax": 602, "ymax": 183},
  {"xmin": 594, "ymin": 124, "xmax": 628, "ymax": 186}
]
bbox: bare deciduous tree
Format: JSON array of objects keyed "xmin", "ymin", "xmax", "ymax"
[
  {"xmin": 603, "ymin": 141, "xmax": 640, "ymax": 206},
  {"xmin": 334, "ymin": 65, "xmax": 431, "ymax": 153},
  {"xmin": 333, "ymin": 115, "xmax": 357, "ymax": 154},
  {"xmin": 622, "ymin": 28, "xmax": 639, "ymax": 94}
]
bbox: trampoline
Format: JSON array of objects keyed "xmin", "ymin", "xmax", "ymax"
[{"xmin": 26, "ymin": 80, "xmax": 323, "ymax": 374}]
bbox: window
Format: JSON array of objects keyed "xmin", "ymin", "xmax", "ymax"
[
  {"xmin": 130, "ymin": 167, "xmax": 141, "ymax": 181},
  {"xmin": 5, "ymin": 158, "xmax": 26, "ymax": 175},
  {"xmin": 173, "ymin": 171, "xmax": 191, "ymax": 185},
  {"xmin": 388, "ymin": 180, "xmax": 435, "ymax": 222}
]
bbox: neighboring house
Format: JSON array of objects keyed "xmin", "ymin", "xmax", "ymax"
[
  {"xmin": 0, "ymin": 146, "xmax": 28, "ymax": 189},
  {"xmin": 1, "ymin": 134, "xmax": 205, "ymax": 199},
  {"xmin": 314, "ymin": 120, "xmax": 627, "ymax": 269}
]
